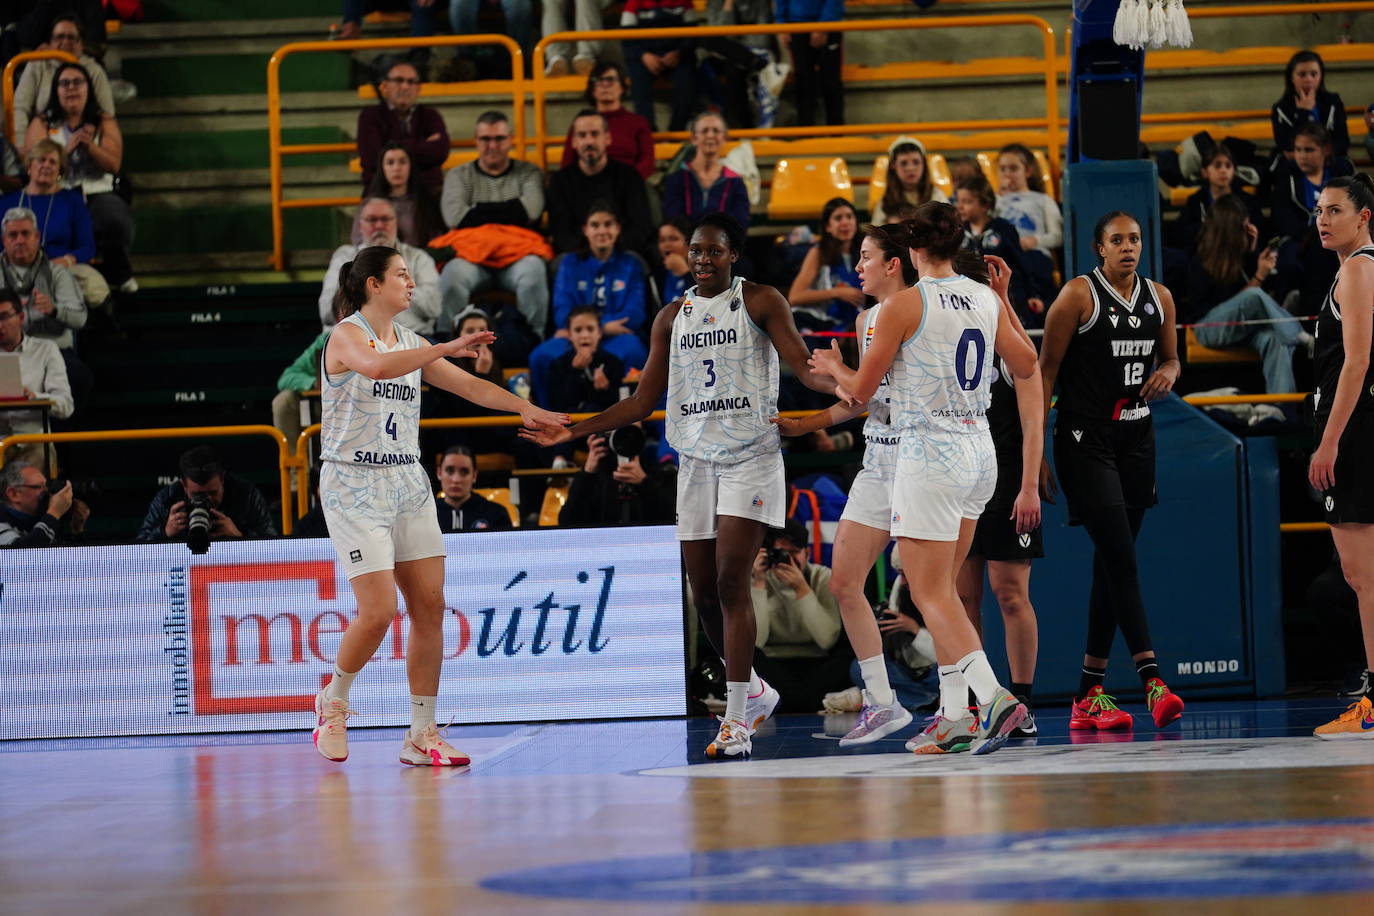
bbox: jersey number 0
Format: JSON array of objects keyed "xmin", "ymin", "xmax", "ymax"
[{"xmin": 955, "ymin": 328, "xmax": 987, "ymax": 391}]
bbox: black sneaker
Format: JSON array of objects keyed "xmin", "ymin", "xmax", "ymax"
[{"xmin": 1011, "ymin": 707, "xmax": 1038, "ymax": 738}]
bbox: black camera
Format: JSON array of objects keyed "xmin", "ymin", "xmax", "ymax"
[
  {"xmin": 609, "ymin": 425, "xmax": 646, "ymax": 465},
  {"xmin": 765, "ymin": 546, "xmax": 791, "ymax": 567},
  {"xmin": 186, "ymin": 493, "xmax": 213, "ymax": 555}
]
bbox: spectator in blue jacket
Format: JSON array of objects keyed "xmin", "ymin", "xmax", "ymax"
[
  {"xmin": 661, "ymin": 111, "xmax": 751, "ymax": 230},
  {"xmin": 955, "ymin": 175, "xmax": 1046, "ymax": 326},
  {"xmin": 528, "ymin": 202, "xmax": 650, "ymax": 405},
  {"xmin": 774, "ymin": 0, "xmax": 845, "ymax": 127}
]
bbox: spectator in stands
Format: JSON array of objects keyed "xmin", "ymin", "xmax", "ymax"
[
  {"xmin": 271, "ymin": 330, "xmax": 328, "ymax": 468},
  {"xmin": 1184, "ymin": 194, "xmax": 1312, "ymax": 395},
  {"xmin": 750, "ymin": 519, "xmax": 852, "ymax": 714},
  {"xmin": 872, "ymin": 136, "xmax": 934, "ymax": 226},
  {"xmin": 25, "ymin": 62, "xmax": 135, "ymax": 294},
  {"xmin": 1270, "ymin": 50, "xmax": 1349, "ymax": 161},
  {"xmin": 0, "ymin": 136, "xmax": 21, "ymax": 192},
  {"xmin": 437, "ymin": 111, "xmax": 548, "ymax": 341},
  {"xmin": 320, "ymin": 198, "xmax": 441, "ymax": 336},
  {"xmin": 332, "ymin": 1, "xmax": 437, "ymax": 44},
  {"xmin": 620, "ymin": 0, "xmax": 697, "ymax": 132},
  {"xmin": 451, "ymin": 306, "xmax": 504, "ymax": 386},
  {"xmin": 1169, "ymin": 143, "xmax": 1267, "ymax": 253},
  {"xmin": 426, "ymin": 307, "xmax": 518, "ymax": 459},
  {"xmin": 0, "ymin": 461, "xmax": 87, "ymax": 547},
  {"xmin": 559, "ymin": 63, "xmax": 656, "ymax": 179},
  {"xmin": 995, "ymin": 142, "xmax": 1061, "ymax": 306},
  {"xmin": 547, "ymin": 110, "xmax": 653, "ymax": 259},
  {"xmin": 542, "ymin": 0, "xmax": 609, "ymax": 77},
  {"xmin": 11, "ymin": 15, "xmax": 114, "ymax": 152},
  {"xmin": 530, "ymin": 204, "xmax": 647, "ymax": 403},
  {"xmin": 661, "ymin": 112, "xmax": 751, "ymax": 229},
  {"xmin": 435, "ymin": 444, "xmax": 513, "ymax": 531},
  {"xmin": 0, "ymin": 140, "xmax": 106, "ymax": 307},
  {"xmin": 16, "ymin": 3, "xmax": 106, "ymax": 61},
  {"xmin": 136, "ymin": 445, "xmax": 278, "ymax": 543},
  {"xmin": 359, "ymin": 142, "xmax": 445, "ymax": 248},
  {"xmin": 559, "ymin": 427, "xmax": 675, "ymax": 526},
  {"xmin": 774, "ymin": 0, "xmax": 845, "ymax": 127},
  {"xmin": 0, "ymin": 287, "xmax": 71, "ymax": 467},
  {"xmin": 1271, "ymin": 122, "xmax": 1351, "ymax": 311},
  {"xmin": 544, "ymin": 304, "xmax": 627, "ymax": 413},
  {"xmin": 955, "ymin": 175, "xmax": 1045, "ymax": 324},
  {"xmin": 787, "ymin": 196, "xmax": 863, "ymax": 331},
  {"xmin": 946, "ymin": 156, "xmax": 979, "ymax": 201},
  {"xmin": 656, "ymin": 216, "xmax": 693, "ymax": 305},
  {"xmin": 449, "ymin": 0, "xmax": 535, "ymax": 78},
  {"xmin": 357, "ymin": 59, "xmax": 449, "ymax": 195}
]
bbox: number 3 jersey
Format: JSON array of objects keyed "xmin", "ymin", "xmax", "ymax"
[
  {"xmin": 666, "ymin": 277, "xmax": 780, "ymax": 464},
  {"xmin": 319, "ymin": 311, "xmax": 425, "ymax": 467},
  {"xmin": 889, "ymin": 274, "xmax": 1000, "ymax": 439},
  {"xmin": 1055, "ymin": 268, "xmax": 1163, "ymax": 422}
]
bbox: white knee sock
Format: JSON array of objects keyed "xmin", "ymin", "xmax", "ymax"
[
  {"xmin": 326, "ymin": 664, "xmax": 357, "ymax": 702},
  {"xmin": 725, "ymin": 681, "xmax": 749, "ymax": 725},
  {"xmin": 956, "ymin": 650, "xmax": 1002, "ymax": 707},
  {"xmin": 748, "ymin": 669, "xmax": 764, "ymax": 697},
  {"xmin": 410, "ymin": 695, "xmax": 438, "ymax": 737},
  {"xmin": 858, "ymin": 654, "xmax": 896, "ymax": 707},
  {"xmin": 939, "ymin": 665, "xmax": 971, "ymax": 720}
]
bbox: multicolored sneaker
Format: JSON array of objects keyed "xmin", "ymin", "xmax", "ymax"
[
  {"xmin": 905, "ymin": 714, "xmax": 976, "ymax": 755},
  {"xmin": 400, "ymin": 723, "xmax": 471, "ymax": 767},
  {"xmin": 971, "ymin": 688, "xmax": 1028, "ymax": 756},
  {"xmin": 743, "ymin": 680, "xmax": 781, "ymax": 734},
  {"xmin": 1070, "ymin": 686, "xmax": 1133, "ymax": 730},
  {"xmin": 1313, "ymin": 696, "xmax": 1374, "ymax": 740},
  {"xmin": 1145, "ymin": 677, "xmax": 1184, "ymax": 727},
  {"xmin": 706, "ymin": 717, "xmax": 753, "ymax": 759},
  {"xmin": 312, "ymin": 690, "xmax": 355, "ymax": 762},
  {"xmin": 838, "ymin": 696, "xmax": 913, "ymax": 747}
]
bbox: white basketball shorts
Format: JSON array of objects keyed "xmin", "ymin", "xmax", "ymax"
[
  {"xmin": 320, "ymin": 460, "xmax": 445, "ymax": 579},
  {"xmin": 676, "ymin": 451, "xmax": 786, "ymax": 541},
  {"xmin": 890, "ymin": 430, "xmax": 997, "ymax": 541}
]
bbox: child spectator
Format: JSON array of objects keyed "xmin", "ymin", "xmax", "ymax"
[
  {"xmin": 955, "ymin": 175, "xmax": 1045, "ymax": 324},
  {"xmin": 1271, "ymin": 50, "xmax": 1349, "ymax": 160},
  {"xmin": 545, "ymin": 304, "xmax": 627, "ymax": 414},
  {"xmin": 656, "ymin": 216, "xmax": 693, "ymax": 306},
  {"xmin": 872, "ymin": 136, "xmax": 935, "ymax": 226},
  {"xmin": 994, "ymin": 143, "xmax": 1061, "ymax": 303},
  {"xmin": 1169, "ymin": 143, "xmax": 1267, "ymax": 253}
]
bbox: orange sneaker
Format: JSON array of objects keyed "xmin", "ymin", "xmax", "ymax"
[
  {"xmin": 1313, "ymin": 696, "xmax": 1374, "ymax": 740},
  {"xmin": 1145, "ymin": 678, "xmax": 1184, "ymax": 728},
  {"xmin": 400, "ymin": 723, "xmax": 471, "ymax": 766},
  {"xmin": 1070, "ymin": 686, "xmax": 1133, "ymax": 730},
  {"xmin": 312, "ymin": 690, "xmax": 355, "ymax": 762}
]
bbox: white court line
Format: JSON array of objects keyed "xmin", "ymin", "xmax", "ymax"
[{"xmin": 640, "ymin": 736, "xmax": 1374, "ymax": 779}]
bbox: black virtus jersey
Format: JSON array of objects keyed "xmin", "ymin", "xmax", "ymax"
[
  {"xmin": 1314, "ymin": 246, "xmax": 1374, "ymax": 424},
  {"xmin": 1055, "ymin": 268, "xmax": 1163, "ymax": 422}
]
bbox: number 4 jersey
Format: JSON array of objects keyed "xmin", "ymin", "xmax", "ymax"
[
  {"xmin": 1055, "ymin": 268, "xmax": 1163, "ymax": 422},
  {"xmin": 667, "ymin": 277, "xmax": 781, "ymax": 463},
  {"xmin": 319, "ymin": 311, "xmax": 425, "ymax": 467}
]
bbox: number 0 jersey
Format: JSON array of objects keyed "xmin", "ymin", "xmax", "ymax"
[
  {"xmin": 889, "ymin": 274, "xmax": 1000, "ymax": 437},
  {"xmin": 666, "ymin": 277, "xmax": 780, "ymax": 464},
  {"xmin": 320, "ymin": 311, "xmax": 425, "ymax": 467},
  {"xmin": 1055, "ymin": 268, "xmax": 1163, "ymax": 422}
]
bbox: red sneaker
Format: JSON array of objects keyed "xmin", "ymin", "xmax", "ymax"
[
  {"xmin": 1145, "ymin": 677, "xmax": 1184, "ymax": 727},
  {"xmin": 1070, "ymin": 685, "xmax": 1133, "ymax": 730}
]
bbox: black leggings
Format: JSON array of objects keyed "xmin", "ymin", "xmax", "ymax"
[{"xmin": 1081, "ymin": 505, "xmax": 1154, "ymax": 659}]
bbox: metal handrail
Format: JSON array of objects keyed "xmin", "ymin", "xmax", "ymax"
[
  {"xmin": 3, "ymin": 50, "xmax": 78, "ymax": 145},
  {"xmin": 0, "ymin": 424, "xmax": 296, "ymax": 535},
  {"xmin": 266, "ymin": 34, "xmax": 526, "ymax": 270}
]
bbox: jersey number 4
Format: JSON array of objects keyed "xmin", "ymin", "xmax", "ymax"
[
  {"xmin": 384, "ymin": 412, "xmax": 398, "ymax": 440},
  {"xmin": 955, "ymin": 328, "xmax": 986, "ymax": 391}
]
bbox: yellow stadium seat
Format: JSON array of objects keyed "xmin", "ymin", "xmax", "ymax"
[
  {"xmin": 868, "ymin": 152, "xmax": 954, "ymax": 216},
  {"xmin": 767, "ymin": 157, "xmax": 853, "ymax": 221},
  {"xmin": 475, "ymin": 452, "xmax": 516, "ymax": 472},
  {"xmin": 539, "ymin": 484, "xmax": 569, "ymax": 526},
  {"xmin": 1185, "ymin": 327, "xmax": 1258, "ymax": 364},
  {"xmin": 474, "ymin": 488, "xmax": 520, "ymax": 526}
]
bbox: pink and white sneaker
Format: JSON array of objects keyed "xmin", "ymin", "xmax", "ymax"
[
  {"xmin": 400, "ymin": 723, "xmax": 471, "ymax": 767},
  {"xmin": 313, "ymin": 690, "xmax": 355, "ymax": 762}
]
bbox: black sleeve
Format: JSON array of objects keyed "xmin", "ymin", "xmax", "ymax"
[
  {"xmin": 458, "ymin": 200, "xmax": 531, "ymax": 229},
  {"xmin": 135, "ymin": 486, "xmax": 176, "ymax": 542},
  {"xmin": 1169, "ymin": 193, "xmax": 1205, "ymax": 252},
  {"xmin": 234, "ymin": 479, "xmax": 281, "ymax": 539},
  {"xmin": 1270, "ymin": 167, "xmax": 1308, "ymax": 239},
  {"xmin": 483, "ymin": 499, "xmax": 513, "ymax": 530},
  {"xmin": 620, "ymin": 169, "xmax": 655, "ymax": 260},
  {"xmin": 5, "ymin": 514, "xmax": 61, "ymax": 547},
  {"xmin": 546, "ymin": 172, "xmax": 580, "ymax": 254},
  {"xmin": 545, "ymin": 354, "xmax": 588, "ymax": 413},
  {"xmin": 1270, "ymin": 100, "xmax": 1294, "ymax": 154}
]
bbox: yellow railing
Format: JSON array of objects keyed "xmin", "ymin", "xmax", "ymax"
[
  {"xmin": 3, "ymin": 50, "xmax": 78, "ymax": 145},
  {"xmin": 0, "ymin": 425, "xmax": 297, "ymax": 535},
  {"xmin": 267, "ymin": 34, "xmax": 526, "ymax": 270}
]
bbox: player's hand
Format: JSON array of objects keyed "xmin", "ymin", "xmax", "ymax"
[
  {"xmin": 877, "ymin": 610, "xmax": 921, "ymax": 636},
  {"xmin": 1140, "ymin": 362, "xmax": 1178, "ymax": 401},
  {"xmin": 209, "ymin": 509, "xmax": 242, "ymax": 538},
  {"xmin": 592, "ymin": 366, "xmax": 610, "ymax": 390},
  {"xmin": 1309, "ymin": 440, "xmax": 1338, "ymax": 491},
  {"xmin": 835, "ymin": 382, "xmax": 861, "ymax": 406},
  {"xmin": 611, "ymin": 459, "xmax": 646, "ymax": 486},
  {"xmin": 520, "ymin": 404, "xmax": 570, "ymax": 431},
  {"xmin": 833, "ymin": 285, "xmax": 866, "ymax": 307},
  {"xmin": 47, "ymin": 481, "xmax": 73, "ymax": 518},
  {"xmin": 164, "ymin": 501, "xmax": 188, "ymax": 537},
  {"xmin": 984, "ymin": 255, "xmax": 1013, "ymax": 303},
  {"xmin": 1028, "ymin": 297, "xmax": 1046, "ymax": 314},
  {"xmin": 807, "ymin": 340, "xmax": 844, "ymax": 378},
  {"xmin": 571, "ymin": 347, "xmax": 594, "ymax": 369},
  {"xmin": 769, "ymin": 415, "xmax": 810, "ymax": 437},
  {"xmin": 1020, "ymin": 235, "xmax": 1038, "ymax": 251},
  {"xmin": 1011, "ymin": 485, "xmax": 1041, "ymax": 535},
  {"xmin": 444, "ymin": 329, "xmax": 496, "ymax": 360},
  {"xmin": 474, "ymin": 346, "xmax": 494, "ymax": 375},
  {"xmin": 1038, "ymin": 461, "xmax": 1058, "ymax": 504},
  {"xmin": 518, "ymin": 424, "xmax": 573, "ymax": 448}
]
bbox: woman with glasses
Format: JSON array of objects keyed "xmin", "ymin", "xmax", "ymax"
[
  {"xmin": 559, "ymin": 62, "xmax": 655, "ymax": 179},
  {"xmin": 12, "ymin": 16, "xmax": 115, "ymax": 150}
]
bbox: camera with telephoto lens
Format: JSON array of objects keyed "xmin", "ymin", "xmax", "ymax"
[
  {"xmin": 186, "ymin": 493, "xmax": 213, "ymax": 555},
  {"xmin": 608, "ymin": 425, "xmax": 646, "ymax": 465},
  {"xmin": 765, "ymin": 546, "xmax": 792, "ymax": 567}
]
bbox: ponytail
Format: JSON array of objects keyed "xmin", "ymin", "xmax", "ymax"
[
  {"xmin": 1326, "ymin": 173, "xmax": 1374, "ymax": 215},
  {"xmin": 331, "ymin": 245, "xmax": 400, "ymax": 322},
  {"xmin": 901, "ymin": 200, "xmax": 964, "ymax": 262},
  {"xmin": 952, "ymin": 249, "xmax": 990, "ymax": 286}
]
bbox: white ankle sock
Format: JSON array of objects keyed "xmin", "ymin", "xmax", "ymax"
[
  {"xmin": 725, "ymin": 681, "xmax": 749, "ymax": 724},
  {"xmin": 956, "ymin": 650, "xmax": 1002, "ymax": 706},
  {"xmin": 410, "ymin": 695, "xmax": 437, "ymax": 736},
  {"xmin": 939, "ymin": 665, "xmax": 971, "ymax": 720},
  {"xmin": 748, "ymin": 669, "xmax": 764, "ymax": 697},
  {"xmin": 858, "ymin": 654, "xmax": 896, "ymax": 707},
  {"xmin": 327, "ymin": 664, "xmax": 358, "ymax": 702}
]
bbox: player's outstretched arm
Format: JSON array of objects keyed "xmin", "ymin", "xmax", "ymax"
[
  {"xmin": 422, "ymin": 359, "xmax": 569, "ymax": 430},
  {"xmin": 327, "ymin": 323, "xmax": 494, "ymax": 381},
  {"xmin": 748, "ymin": 282, "xmax": 838, "ymax": 397},
  {"xmin": 771, "ymin": 399, "xmax": 868, "ymax": 438},
  {"xmin": 809, "ymin": 286, "xmax": 917, "ymax": 403}
]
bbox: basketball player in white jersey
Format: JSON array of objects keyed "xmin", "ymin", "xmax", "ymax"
[
  {"xmin": 522, "ymin": 213, "xmax": 836, "ymax": 759},
  {"xmin": 810, "ymin": 201, "xmax": 1042, "ymax": 757},
  {"xmin": 312, "ymin": 246, "xmax": 568, "ymax": 766}
]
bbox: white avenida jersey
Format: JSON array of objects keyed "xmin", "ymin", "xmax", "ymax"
[
  {"xmin": 666, "ymin": 277, "xmax": 780, "ymax": 464},
  {"xmin": 320, "ymin": 311, "xmax": 425, "ymax": 468},
  {"xmin": 889, "ymin": 274, "xmax": 1000, "ymax": 438},
  {"xmin": 857, "ymin": 302, "xmax": 898, "ymax": 470}
]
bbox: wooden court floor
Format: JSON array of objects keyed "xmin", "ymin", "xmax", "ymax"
[{"xmin": 2, "ymin": 697, "xmax": 1373, "ymax": 915}]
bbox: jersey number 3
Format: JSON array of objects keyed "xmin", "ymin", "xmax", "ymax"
[
  {"xmin": 702, "ymin": 359, "xmax": 717, "ymax": 388},
  {"xmin": 384, "ymin": 412, "xmax": 398, "ymax": 440},
  {"xmin": 955, "ymin": 328, "xmax": 986, "ymax": 391}
]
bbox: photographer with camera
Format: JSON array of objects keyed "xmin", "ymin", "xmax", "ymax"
[
  {"xmin": 136, "ymin": 445, "xmax": 278, "ymax": 550},
  {"xmin": 0, "ymin": 461, "xmax": 88, "ymax": 546},
  {"xmin": 749, "ymin": 519, "xmax": 853, "ymax": 714},
  {"xmin": 559, "ymin": 422, "xmax": 675, "ymax": 526}
]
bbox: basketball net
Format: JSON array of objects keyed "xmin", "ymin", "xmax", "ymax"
[{"xmin": 1113, "ymin": 0, "xmax": 1193, "ymax": 50}]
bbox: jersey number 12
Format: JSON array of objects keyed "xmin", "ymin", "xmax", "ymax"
[{"xmin": 1123, "ymin": 362, "xmax": 1145, "ymax": 387}]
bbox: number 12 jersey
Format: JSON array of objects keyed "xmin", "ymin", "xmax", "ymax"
[{"xmin": 1055, "ymin": 268, "xmax": 1163, "ymax": 423}]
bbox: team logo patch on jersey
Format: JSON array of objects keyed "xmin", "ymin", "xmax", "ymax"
[
  {"xmin": 730, "ymin": 297, "xmax": 741, "ymax": 311},
  {"xmin": 683, "ymin": 303, "xmax": 693, "ymax": 316},
  {"xmin": 1145, "ymin": 302, "xmax": 1155, "ymax": 315},
  {"xmin": 1108, "ymin": 314, "xmax": 1120, "ymax": 328},
  {"xmin": 1071, "ymin": 429, "xmax": 1083, "ymax": 442},
  {"xmin": 892, "ymin": 512, "xmax": 901, "ymax": 523},
  {"xmin": 703, "ymin": 314, "xmax": 717, "ymax": 325},
  {"xmin": 1018, "ymin": 533, "xmax": 1032, "ymax": 548},
  {"xmin": 349, "ymin": 549, "xmax": 362, "ymax": 563},
  {"xmin": 612, "ymin": 279, "xmax": 626, "ymax": 292},
  {"xmin": 1326, "ymin": 496, "xmax": 1335, "ymax": 512},
  {"xmin": 1128, "ymin": 315, "xmax": 1141, "ymax": 329},
  {"xmin": 752, "ymin": 495, "xmax": 764, "ymax": 508}
]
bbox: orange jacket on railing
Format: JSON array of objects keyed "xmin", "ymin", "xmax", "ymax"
[{"xmin": 427, "ymin": 225, "xmax": 553, "ymax": 269}]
